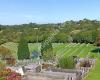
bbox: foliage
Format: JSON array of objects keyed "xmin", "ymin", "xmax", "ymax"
[
  {"xmin": 58, "ymin": 56, "xmax": 75, "ymax": 69},
  {"xmin": 80, "ymin": 59, "xmax": 91, "ymax": 67},
  {"xmin": 0, "ymin": 46, "xmax": 12, "ymax": 60},
  {"xmin": 89, "ymin": 54, "xmax": 95, "ymax": 59},
  {"xmin": 17, "ymin": 33, "xmax": 30, "ymax": 60},
  {"xmin": 41, "ymin": 40, "xmax": 54, "ymax": 61},
  {"xmin": 0, "ymin": 68, "xmax": 21, "ymax": 80},
  {"xmin": 0, "ymin": 19, "xmax": 100, "ymax": 44},
  {"xmin": 95, "ymin": 37, "xmax": 100, "ymax": 46},
  {"xmin": 0, "ymin": 61, "xmax": 5, "ymax": 70},
  {"xmin": 0, "ymin": 78, "xmax": 4, "ymax": 80},
  {"xmin": 54, "ymin": 32, "xmax": 69, "ymax": 43}
]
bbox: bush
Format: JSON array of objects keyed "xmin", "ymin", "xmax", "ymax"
[
  {"xmin": 80, "ymin": 59, "xmax": 91, "ymax": 67},
  {"xmin": 0, "ymin": 61, "xmax": 5, "ymax": 70},
  {"xmin": 89, "ymin": 54, "xmax": 95, "ymax": 59},
  {"xmin": 0, "ymin": 78, "xmax": 4, "ymax": 80},
  {"xmin": 58, "ymin": 56, "xmax": 75, "ymax": 69}
]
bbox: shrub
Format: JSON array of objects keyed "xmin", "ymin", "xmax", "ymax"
[
  {"xmin": 0, "ymin": 78, "xmax": 4, "ymax": 80},
  {"xmin": 58, "ymin": 56, "xmax": 75, "ymax": 69},
  {"xmin": 0, "ymin": 61, "xmax": 5, "ymax": 70},
  {"xmin": 80, "ymin": 59, "xmax": 91, "ymax": 67}
]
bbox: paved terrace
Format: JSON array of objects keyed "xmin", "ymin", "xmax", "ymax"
[{"xmin": 22, "ymin": 69, "xmax": 82, "ymax": 80}]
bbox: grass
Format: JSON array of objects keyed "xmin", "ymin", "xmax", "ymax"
[
  {"xmin": 1, "ymin": 42, "xmax": 41, "ymax": 59},
  {"xmin": 1, "ymin": 42, "xmax": 100, "ymax": 80},
  {"xmin": 85, "ymin": 59, "xmax": 100, "ymax": 80},
  {"xmin": 55, "ymin": 43, "xmax": 97, "ymax": 59},
  {"xmin": 1, "ymin": 42, "xmax": 98, "ymax": 59}
]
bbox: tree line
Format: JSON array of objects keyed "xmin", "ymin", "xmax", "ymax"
[{"xmin": 0, "ymin": 19, "xmax": 100, "ymax": 45}]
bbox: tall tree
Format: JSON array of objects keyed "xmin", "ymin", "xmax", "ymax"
[
  {"xmin": 17, "ymin": 33, "xmax": 30, "ymax": 60},
  {"xmin": 41, "ymin": 40, "xmax": 54, "ymax": 61}
]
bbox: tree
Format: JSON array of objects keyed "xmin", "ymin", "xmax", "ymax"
[
  {"xmin": 67, "ymin": 36, "xmax": 73, "ymax": 43},
  {"xmin": 41, "ymin": 40, "xmax": 54, "ymax": 61},
  {"xmin": 17, "ymin": 33, "xmax": 30, "ymax": 60},
  {"xmin": 95, "ymin": 37, "xmax": 100, "ymax": 46},
  {"xmin": 55, "ymin": 33, "xmax": 68, "ymax": 43}
]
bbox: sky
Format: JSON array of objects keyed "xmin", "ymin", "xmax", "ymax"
[{"xmin": 0, "ymin": 0, "xmax": 100, "ymax": 25}]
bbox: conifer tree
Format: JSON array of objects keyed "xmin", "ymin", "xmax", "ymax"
[
  {"xmin": 41, "ymin": 40, "xmax": 54, "ymax": 61},
  {"xmin": 17, "ymin": 33, "xmax": 30, "ymax": 60}
]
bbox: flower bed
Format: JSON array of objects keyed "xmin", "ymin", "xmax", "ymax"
[{"xmin": 0, "ymin": 68, "xmax": 21, "ymax": 80}]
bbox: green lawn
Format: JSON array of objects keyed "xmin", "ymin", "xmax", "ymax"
[
  {"xmin": 1, "ymin": 42, "xmax": 100, "ymax": 80},
  {"xmin": 55, "ymin": 43, "xmax": 97, "ymax": 59},
  {"xmin": 1, "ymin": 42, "xmax": 98, "ymax": 59},
  {"xmin": 85, "ymin": 59, "xmax": 100, "ymax": 80}
]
